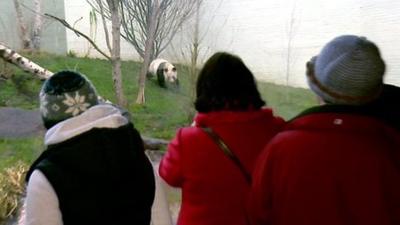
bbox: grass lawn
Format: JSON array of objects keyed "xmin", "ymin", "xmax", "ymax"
[
  {"xmin": 0, "ymin": 52, "xmax": 316, "ymax": 170},
  {"xmin": 0, "ymin": 138, "xmax": 43, "ymax": 170}
]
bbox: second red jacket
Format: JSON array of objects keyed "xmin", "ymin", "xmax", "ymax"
[{"xmin": 248, "ymin": 105, "xmax": 400, "ymax": 225}]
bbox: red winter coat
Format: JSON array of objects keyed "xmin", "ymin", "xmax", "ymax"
[
  {"xmin": 159, "ymin": 108, "xmax": 284, "ymax": 225},
  {"xmin": 248, "ymin": 105, "xmax": 400, "ymax": 225}
]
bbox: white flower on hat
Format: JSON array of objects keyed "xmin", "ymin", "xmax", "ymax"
[{"xmin": 63, "ymin": 91, "xmax": 91, "ymax": 116}]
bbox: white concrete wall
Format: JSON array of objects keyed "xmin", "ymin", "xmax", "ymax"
[
  {"xmin": 64, "ymin": 0, "xmax": 141, "ymax": 60},
  {"xmin": 64, "ymin": 0, "xmax": 400, "ymax": 87},
  {"xmin": 166, "ymin": 0, "xmax": 400, "ymax": 87}
]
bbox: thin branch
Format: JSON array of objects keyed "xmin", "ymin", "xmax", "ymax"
[
  {"xmin": 118, "ymin": 0, "xmax": 197, "ymax": 59},
  {"xmin": 72, "ymin": 17, "xmax": 83, "ymax": 29},
  {"xmin": 45, "ymin": 13, "xmax": 111, "ymax": 60},
  {"xmin": 87, "ymin": 0, "xmax": 111, "ymax": 19},
  {"xmin": 97, "ymin": 0, "xmax": 112, "ymax": 54}
]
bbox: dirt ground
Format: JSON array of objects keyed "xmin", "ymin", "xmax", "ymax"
[{"xmin": 0, "ymin": 107, "xmax": 45, "ymax": 138}]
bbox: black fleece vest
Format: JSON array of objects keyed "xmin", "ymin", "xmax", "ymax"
[{"xmin": 26, "ymin": 123, "xmax": 155, "ymax": 225}]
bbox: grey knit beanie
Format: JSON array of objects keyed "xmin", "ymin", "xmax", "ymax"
[
  {"xmin": 39, "ymin": 70, "xmax": 99, "ymax": 129},
  {"xmin": 307, "ymin": 35, "xmax": 385, "ymax": 105}
]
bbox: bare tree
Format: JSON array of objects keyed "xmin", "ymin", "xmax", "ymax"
[
  {"xmin": 284, "ymin": 0, "xmax": 299, "ymax": 87},
  {"xmin": 46, "ymin": 8, "xmax": 127, "ymax": 107},
  {"xmin": 32, "ymin": 0, "xmax": 43, "ymax": 50},
  {"xmin": 134, "ymin": 0, "xmax": 159, "ymax": 104},
  {"xmin": 106, "ymin": 0, "xmax": 127, "ymax": 107},
  {"xmin": 189, "ymin": 0, "xmax": 202, "ymax": 82},
  {"xmin": 119, "ymin": 0, "xmax": 196, "ymax": 59},
  {"xmin": 161, "ymin": 0, "xmax": 231, "ymax": 125},
  {"xmin": 131, "ymin": 0, "xmax": 196, "ymax": 104},
  {"xmin": 89, "ymin": 0, "xmax": 127, "ymax": 106},
  {"xmin": 175, "ymin": 0, "xmax": 203, "ymax": 121},
  {"xmin": 169, "ymin": 0, "xmax": 226, "ymax": 77},
  {"xmin": 88, "ymin": 0, "xmax": 197, "ymax": 104},
  {"xmin": 14, "ymin": 0, "xmax": 59, "ymax": 52},
  {"xmin": 12, "ymin": 0, "xmax": 46, "ymax": 51},
  {"xmin": 13, "ymin": 0, "xmax": 32, "ymax": 50}
]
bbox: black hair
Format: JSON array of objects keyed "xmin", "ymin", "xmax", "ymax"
[{"xmin": 194, "ymin": 52, "xmax": 265, "ymax": 112}]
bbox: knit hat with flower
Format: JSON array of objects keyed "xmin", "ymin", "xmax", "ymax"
[
  {"xmin": 307, "ymin": 35, "xmax": 385, "ymax": 105},
  {"xmin": 39, "ymin": 70, "xmax": 99, "ymax": 129}
]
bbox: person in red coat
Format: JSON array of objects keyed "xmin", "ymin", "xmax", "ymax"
[
  {"xmin": 247, "ymin": 35, "xmax": 400, "ymax": 225},
  {"xmin": 159, "ymin": 52, "xmax": 284, "ymax": 225}
]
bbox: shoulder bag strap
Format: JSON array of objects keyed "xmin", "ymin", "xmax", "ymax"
[{"xmin": 200, "ymin": 126, "xmax": 252, "ymax": 184}]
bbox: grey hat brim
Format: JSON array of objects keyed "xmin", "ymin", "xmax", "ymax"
[{"xmin": 307, "ymin": 70, "xmax": 382, "ymax": 105}]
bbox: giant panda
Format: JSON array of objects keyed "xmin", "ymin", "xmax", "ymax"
[{"xmin": 148, "ymin": 59, "xmax": 179, "ymax": 88}]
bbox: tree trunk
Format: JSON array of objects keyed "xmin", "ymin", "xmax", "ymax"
[
  {"xmin": 285, "ymin": 1, "xmax": 297, "ymax": 87},
  {"xmin": 0, "ymin": 43, "xmax": 52, "ymax": 79},
  {"xmin": 13, "ymin": 0, "xmax": 31, "ymax": 50},
  {"xmin": 107, "ymin": 0, "xmax": 127, "ymax": 107},
  {"xmin": 190, "ymin": 0, "xmax": 201, "ymax": 84},
  {"xmin": 186, "ymin": 0, "xmax": 201, "ymax": 121},
  {"xmin": 32, "ymin": 0, "xmax": 43, "ymax": 51},
  {"xmin": 111, "ymin": 59, "xmax": 127, "ymax": 107},
  {"xmin": 135, "ymin": 33, "xmax": 154, "ymax": 104},
  {"xmin": 136, "ymin": 0, "xmax": 159, "ymax": 104},
  {"xmin": 135, "ymin": 38, "xmax": 153, "ymax": 104}
]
